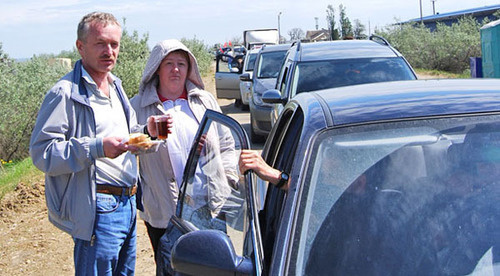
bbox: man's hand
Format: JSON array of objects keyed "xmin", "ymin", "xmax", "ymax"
[
  {"xmin": 239, "ymin": 149, "xmax": 281, "ymax": 185},
  {"xmin": 103, "ymin": 137, "xmax": 129, "ymax": 158}
]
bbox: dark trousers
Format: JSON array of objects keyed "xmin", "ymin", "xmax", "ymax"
[{"xmin": 144, "ymin": 221, "xmax": 167, "ymax": 263}]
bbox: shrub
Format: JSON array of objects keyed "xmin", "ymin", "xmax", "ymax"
[
  {"xmin": 181, "ymin": 37, "xmax": 213, "ymax": 77},
  {"xmin": 114, "ymin": 29, "xmax": 150, "ymax": 98},
  {"xmin": 0, "ymin": 56, "xmax": 69, "ymax": 161},
  {"xmin": 377, "ymin": 16, "xmax": 483, "ymax": 73}
]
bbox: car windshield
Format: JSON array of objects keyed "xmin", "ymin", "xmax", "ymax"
[
  {"xmin": 293, "ymin": 115, "xmax": 500, "ymax": 275},
  {"xmin": 292, "ymin": 57, "xmax": 415, "ymax": 96},
  {"xmin": 256, "ymin": 51, "xmax": 287, "ymax": 78},
  {"xmin": 245, "ymin": 53, "xmax": 258, "ymax": 72}
]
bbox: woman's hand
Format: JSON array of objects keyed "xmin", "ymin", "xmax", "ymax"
[{"xmin": 146, "ymin": 114, "xmax": 173, "ymax": 138}]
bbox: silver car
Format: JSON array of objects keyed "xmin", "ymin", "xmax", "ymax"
[
  {"xmin": 242, "ymin": 44, "xmax": 290, "ymax": 143},
  {"xmin": 238, "ymin": 48, "xmax": 259, "ymax": 109},
  {"xmin": 264, "ymin": 35, "xmax": 417, "ymax": 126}
]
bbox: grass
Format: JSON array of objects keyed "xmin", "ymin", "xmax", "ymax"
[
  {"xmin": 415, "ymin": 68, "xmax": 471, "ymax": 79},
  {"xmin": 0, "ymin": 158, "xmax": 43, "ymax": 200}
]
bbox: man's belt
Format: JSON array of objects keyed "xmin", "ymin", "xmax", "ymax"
[{"xmin": 96, "ymin": 184, "xmax": 137, "ymax": 197}]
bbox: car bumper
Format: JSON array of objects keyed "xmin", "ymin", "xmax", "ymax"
[{"xmin": 240, "ymin": 82, "xmax": 252, "ymax": 105}]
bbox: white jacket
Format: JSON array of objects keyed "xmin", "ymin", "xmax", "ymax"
[{"xmin": 131, "ymin": 39, "xmax": 237, "ymax": 228}]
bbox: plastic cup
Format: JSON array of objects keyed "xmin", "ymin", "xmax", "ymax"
[{"xmin": 154, "ymin": 115, "xmax": 169, "ymax": 140}]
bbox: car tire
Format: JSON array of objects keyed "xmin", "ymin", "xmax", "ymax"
[
  {"xmin": 234, "ymin": 99, "xmax": 242, "ymax": 108},
  {"xmin": 250, "ymin": 113, "xmax": 266, "ymax": 144}
]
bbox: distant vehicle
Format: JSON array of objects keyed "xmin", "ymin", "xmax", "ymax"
[
  {"xmin": 214, "ymin": 29, "xmax": 280, "ymax": 108},
  {"xmin": 233, "ymin": 45, "xmax": 247, "ymax": 56},
  {"xmin": 263, "ymin": 35, "xmax": 417, "ymax": 125},
  {"xmin": 158, "ymin": 78, "xmax": 500, "ymax": 275},
  {"xmin": 241, "ymin": 44, "xmax": 290, "ymax": 143},
  {"xmin": 244, "ymin": 28, "xmax": 279, "ymax": 50},
  {"xmin": 214, "ymin": 52, "xmax": 241, "ymax": 103}
]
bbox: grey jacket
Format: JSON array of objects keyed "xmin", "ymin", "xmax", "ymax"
[
  {"xmin": 29, "ymin": 60, "xmax": 138, "ymax": 241},
  {"xmin": 131, "ymin": 39, "xmax": 237, "ymax": 228}
]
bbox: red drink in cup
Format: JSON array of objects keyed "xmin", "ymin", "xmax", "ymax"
[{"xmin": 155, "ymin": 115, "xmax": 169, "ymax": 140}]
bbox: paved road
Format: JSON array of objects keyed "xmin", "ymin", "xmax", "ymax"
[{"xmin": 217, "ymin": 98, "xmax": 264, "ymax": 150}]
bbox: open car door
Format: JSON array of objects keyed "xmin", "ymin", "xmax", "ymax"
[
  {"xmin": 215, "ymin": 54, "xmax": 243, "ymax": 101},
  {"xmin": 156, "ymin": 110, "xmax": 264, "ymax": 276}
]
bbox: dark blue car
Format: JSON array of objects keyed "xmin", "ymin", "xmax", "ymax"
[{"xmin": 159, "ymin": 79, "xmax": 500, "ymax": 275}]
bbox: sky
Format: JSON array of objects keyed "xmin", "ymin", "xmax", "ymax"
[{"xmin": 1, "ymin": 0, "xmax": 499, "ymax": 59}]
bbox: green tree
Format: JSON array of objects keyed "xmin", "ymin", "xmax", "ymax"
[
  {"xmin": 326, "ymin": 4, "xmax": 340, "ymax": 40},
  {"xmin": 377, "ymin": 16, "xmax": 482, "ymax": 73},
  {"xmin": 113, "ymin": 27, "xmax": 150, "ymax": 98},
  {"xmin": 0, "ymin": 43, "xmax": 11, "ymax": 64},
  {"xmin": 353, "ymin": 19, "xmax": 366, "ymax": 39},
  {"xmin": 180, "ymin": 37, "xmax": 212, "ymax": 77},
  {"xmin": 0, "ymin": 56, "xmax": 69, "ymax": 161},
  {"xmin": 339, "ymin": 4, "xmax": 353, "ymax": 39}
]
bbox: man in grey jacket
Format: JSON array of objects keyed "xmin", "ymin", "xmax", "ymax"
[{"xmin": 30, "ymin": 12, "xmax": 145, "ymax": 275}]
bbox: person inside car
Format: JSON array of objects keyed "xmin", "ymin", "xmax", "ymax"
[{"xmin": 239, "ymin": 149, "xmax": 290, "ymax": 190}]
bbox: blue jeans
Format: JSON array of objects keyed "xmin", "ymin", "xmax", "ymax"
[{"xmin": 74, "ymin": 193, "xmax": 137, "ymax": 276}]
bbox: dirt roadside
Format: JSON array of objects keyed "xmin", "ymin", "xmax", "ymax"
[{"xmin": 0, "ymin": 69, "xmax": 218, "ymax": 276}]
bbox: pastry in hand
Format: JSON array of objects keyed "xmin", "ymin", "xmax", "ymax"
[{"xmin": 127, "ymin": 133, "xmax": 153, "ymax": 149}]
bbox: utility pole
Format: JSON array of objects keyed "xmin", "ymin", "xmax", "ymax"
[
  {"xmin": 419, "ymin": 0, "xmax": 423, "ymax": 24},
  {"xmin": 315, "ymin": 17, "xmax": 319, "ymax": 30},
  {"xmin": 431, "ymin": 0, "xmax": 437, "ymax": 15},
  {"xmin": 278, "ymin": 12, "xmax": 282, "ymax": 44}
]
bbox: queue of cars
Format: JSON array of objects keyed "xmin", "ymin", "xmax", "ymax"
[
  {"xmin": 194, "ymin": 37, "xmax": 500, "ymax": 275},
  {"xmin": 241, "ymin": 43, "xmax": 291, "ymax": 142},
  {"xmin": 216, "ymin": 35, "xmax": 417, "ymax": 143},
  {"xmin": 159, "ymin": 79, "xmax": 500, "ymax": 275}
]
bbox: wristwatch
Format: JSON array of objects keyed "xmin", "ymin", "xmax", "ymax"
[{"xmin": 276, "ymin": 171, "xmax": 289, "ymax": 188}]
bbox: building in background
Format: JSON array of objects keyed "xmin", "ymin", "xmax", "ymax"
[{"xmin": 402, "ymin": 4, "xmax": 500, "ymax": 30}]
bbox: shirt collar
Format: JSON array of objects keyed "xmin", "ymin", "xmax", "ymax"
[
  {"xmin": 157, "ymin": 88, "xmax": 188, "ymax": 103},
  {"xmin": 81, "ymin": 65, "xmax": 115, "ymax": 87},
  {"xmin": 81, "ymin": 65, "xmax": 116, "ymax": 98}
]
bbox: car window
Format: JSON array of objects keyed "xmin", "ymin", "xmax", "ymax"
[
  {"xmin": 260, "ymin": 107, "xmax": 304, "ymax": 272},
  {"xmin": 256, "ymin": 51, "xmax": 287, "ymax": 79},
  {"xmin": 178, "ymin": 111, "xmax": 249, "ymax": 257},
  {"xmin": 291, "ymin": 57, "xmax": 416, "ymax": 97},
  {"xmin": 291, "ymin": 115, "xmax": 500, "ymax": 275},
  {"xmin": 245, "ymin": 53, "xmax": 258, "ymax": 72},
  {"xmin": 277, "ymin": 60, "xmax": 291, "ymax": 96}
]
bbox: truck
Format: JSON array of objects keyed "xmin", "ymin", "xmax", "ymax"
[
  {"xmin": 243, "ymin": 28, "xmax": 279, "ymax": 49},
  {"xmin": 215, "ymin": 28, "xmax": 279, "ymax": 107}
]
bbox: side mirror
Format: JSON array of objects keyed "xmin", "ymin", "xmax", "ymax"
[
  {"xmin": 239, "ymin": 73, "xmax": 251, "ymax": 82},
  {"xmin": 171, "ymin": 230, "xmax": 254, "ymax": 276},
  {"xmin": 262, "ymin": 89, "xmax": 286, "ymax": 104}
]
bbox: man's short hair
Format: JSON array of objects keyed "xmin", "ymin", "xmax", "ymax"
[{"xmin": 77, "ymin": 12, "xmax": 121, "ymax": 42}]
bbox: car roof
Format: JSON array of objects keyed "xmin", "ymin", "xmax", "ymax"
[
  {"xmin": 247, "ymin": 48, "xmax": 261, "ymax": 54},
  {"xmin": 259, "ymin": 43, "xmax": 291, "ymax": 53},
  {"xmin": 293, "ymin": 79, "xmax": 500, "ymax": 127},
  {"xmin": 290, "ymin": 40, "xmax": 401, "ymax": 62}
]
